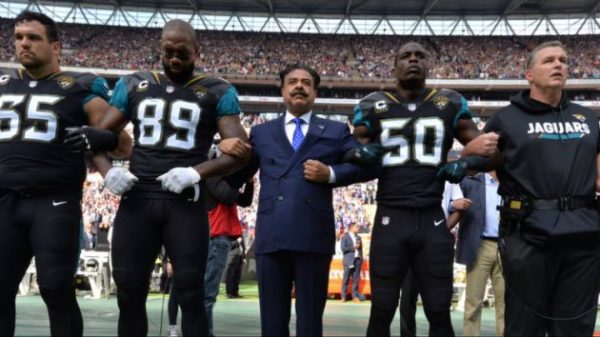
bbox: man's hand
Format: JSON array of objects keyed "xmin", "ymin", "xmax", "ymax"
[
  {"xmin": 166, "ymin": 261, "xmax": 173, "ymax": 278},
  {"xmin": 437, "ymin": 159, "xmax": 468, "ymax": 183},
  {"xmin": 104, "ymin": 167, "xmax": 138, "ymax": 195},
  {"xmin": 343, "ymin": 143, "xmax": 385, "ymax": 165},
  {"xmin": 462, "ymin": 132, "xmax": 499, "ymax": 156},
  {"xmin": 218, "ymin": 138, "xmax": 251, "ymax": 159},
  {"xmin": 451, "ymin": 198, "xmax": 472, "ymax": 211},
  {"xmin": 304, "ymin": 159, "xmax": 330, "ymax": 183},
  {"xmin": 64, "ymin": 126, "xmax": 119, "ymax": 153},
  {"xmin": 157, "ymin": 167, "xmax": 201, "ymax": 194}
]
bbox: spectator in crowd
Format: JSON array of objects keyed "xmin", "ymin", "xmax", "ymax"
[
  {"xmin": 82, "ymin": 221, "xmax": 97, "ymax": 251},
  {"xmin": 1, "ymin": 18, "xmax": 598, "ymax": 80}
]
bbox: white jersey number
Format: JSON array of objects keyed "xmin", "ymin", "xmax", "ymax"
[
  {"xmin": 381, "ymin": 117, "xmax": 445, "ymax": 167},
  {"xmin": 0, "ymin": 94, "xmax": 62, "ymax": 142},
  {"xmin": 137, "ymin": 98, "xmax": 201, "ymax": 150}
]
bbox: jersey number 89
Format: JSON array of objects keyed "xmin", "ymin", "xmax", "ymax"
[
  {"xmin": 381, "ymin": 117, "xmax": 444, "ymax": 167},
  {"xmin": 137, "ymin": 98, "xmax": 201, "ymax": 150},
  {"xmin": 0, "ymin": 94, "xmax": 61, "ymax": 143}
]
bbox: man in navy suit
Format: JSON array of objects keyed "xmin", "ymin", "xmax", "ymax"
[
  {"xmin": 221, "ymin": 64, "xmax": 378, "ymax": 336},
  {"xmin": 341, "ymin": 223, "xmax": 365, "ymax": 303},
  {"xmin": 457, "ymin": 172, "xmax": 504, "ymax": 336}
]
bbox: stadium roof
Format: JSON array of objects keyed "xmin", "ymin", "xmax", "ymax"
[
  {"xmin": 2, "ymin": 0, "xmax": 599, "ymax": 35},
  {"xmin": 73, "ymin": 0, "xmax": 600, "ymax": 16}
]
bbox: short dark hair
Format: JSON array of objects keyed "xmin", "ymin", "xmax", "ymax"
[
  {"xmin": 279, "ymin": 64, "xmax": 320, "ymax": 89},
  {"xmin": 394, "ymin": 42, "xmax": 429, "ymax": 67},
  {"xmin": 15, "ymin": 10, "xmax": 59, "ymax": 43},
  {"xmin": 526, "ymin": 40, "xmax": 566, "ymax": 69}
]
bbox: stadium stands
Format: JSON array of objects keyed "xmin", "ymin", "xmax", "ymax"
[{"xmin": 1, "ymin": 18, "xmax": 598, "ymax": 80}]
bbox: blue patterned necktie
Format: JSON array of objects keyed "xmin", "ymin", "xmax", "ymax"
[{"xmin": 291, "ymin": 117, "xmax": 305, "ymax": 151}]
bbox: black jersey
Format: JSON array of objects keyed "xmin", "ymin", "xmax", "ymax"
[
  {"xmin": 110, "ymin": 71, "xmax": 241, "ymax": 194},
  {"xmin": 353, "ymin": 89, "xmax": 473, "ymax": 207},
  {"xmin": 0, "ymin": 68, "xmax": 108, "ymax": 191},
  {"xmin": 485, "ymin": 90, "xmax": 600, "ymax": 199}
]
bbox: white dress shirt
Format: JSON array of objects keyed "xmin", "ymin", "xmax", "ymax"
[
  {"xmin": 441, "ymin": 181, "xmax": 464, "ymax": 219},
  {"xmin": 349, "ymin": 232, "xmax": 359, "ymax": 258},
  {"xmin": 284, "ymin": 111, "xmax": 336, "ymax": 183}
]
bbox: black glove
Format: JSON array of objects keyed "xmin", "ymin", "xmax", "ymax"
[
  {"xmin": 64, "ymin": 126, "xmax": 119, "ymax": 153},
  {"xmin": 343, "ymin": 143, "xmax": 385, "ymax": 165},
  {"xmin": 436, "ymin": 159, "xmax": 468, "ymax": 183}
]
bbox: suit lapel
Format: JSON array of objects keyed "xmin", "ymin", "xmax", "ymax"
[
  {"xmin": 269, "ymin": 116, "xmax": 295, "ymax": 156},
  {"xmin": 280, "ymin": 115, "xmax": 328, "ymax": 177}
]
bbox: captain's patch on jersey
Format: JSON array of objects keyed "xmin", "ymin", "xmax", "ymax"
[
  {"xmin": 0, "ymin": 75, "xmax": 10, "ymax": 86},
  {"xmin": 374, "ymin": 100, "xmax": 389, "ymax": 114},
  {"xmin": 432, "ymin": 96, "xmax": 449, "ymax": 110},
  {"xmin": 57, "ymin": 75, "xmax": 74, "ymax": 89},
  {"xmin": 136, "ymin": 80, "xmax": 149, "ymax": 92}
]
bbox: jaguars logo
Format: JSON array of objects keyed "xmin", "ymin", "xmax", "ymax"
[
  {"xmin": 57, "ymin": 76, "xmax": 74, "ymax": 89},
  {"xmin": 572, "ymin": 114, "xmax": 586, "ymax": 122},
  {"xmin": 136, "ymin": 80, "xmax": 149, "ymax": 92},
  {"xmin": 192, "ymin": 85, "xmax": 207, "ymax": 98},
  {"xmin": 432, "ymin": 96, "xmax": 449, "ymax": 110},
  {"xmin": 0, "ymin": 74, "xmax": 10, "ymax": 86}
]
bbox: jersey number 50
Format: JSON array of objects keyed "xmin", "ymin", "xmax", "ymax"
[
  {"xmin": 137, "ymin": 98, "xmax": 201, "ymax": 150},
  {"xmin": 0, "ymin": 94, "xmax": 61, "ymax": 142},
  {"xmin": 381, "ymin": 117, "xmax": 444, "ymax": 167}
]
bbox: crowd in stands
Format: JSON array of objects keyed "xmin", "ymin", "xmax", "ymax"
[
  {"xmin": 1, "ymin": 18, "xmax": 598, "ymax": 79},
  {"xmin": 81, "ymin": 175, "xmax": 120, "ymax": 234}
]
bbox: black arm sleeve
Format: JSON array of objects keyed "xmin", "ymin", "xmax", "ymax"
[
  {"xmin": 236, "ymin": 180, "xmax": 254, "ymax": 207},
  {"xmin": 205, "ymin": 176, "xmax": 239, "ymax": 205}
]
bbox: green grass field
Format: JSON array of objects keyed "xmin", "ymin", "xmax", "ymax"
[{"xmin": 14, "ymin": 281, "xmax": 600, "ymax": 336}]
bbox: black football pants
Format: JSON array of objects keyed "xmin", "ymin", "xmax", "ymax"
[
  {"xmin": 0, "ymin": 189, "xmax": 83, "ymax": 336},
  {"xmin": 500, "ymin": 221, "xmax": 600, "ymax": 336},
  {"xmin": 111, "ymin": 196, "xmax": 209, "ymax": 336},
  {"xmin": 367, "ymin": 204, "xmax": 455, "ymax": 337}
]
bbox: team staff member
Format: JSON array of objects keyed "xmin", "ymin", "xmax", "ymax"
[
  {"xmin": 352, "ymin": 42, "xmax": 496, "ymax": 336},
  {"xmin": 92, "ymin": 19, "xmax": 250, "ymax": 336},
  {"xmin": 0, "ymin": 11, "xmax": 129, "ymax": 336},
  {"xmin": 481, "ymin": 41, "xmax": 600, "ymax": 336}
]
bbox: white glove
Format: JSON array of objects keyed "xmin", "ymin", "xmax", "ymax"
[
  {"xmin": 156, "ymin": 167, "xmax": 201, "ymax": 194},
  {"xmin": 104, "ymin": 167, "xmax": 138, "ymax": 196}
]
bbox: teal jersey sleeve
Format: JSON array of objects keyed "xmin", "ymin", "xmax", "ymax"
[
  {"xmin": 452, "ymin": 96, "xmax": 474, "ymax": 130},
  {"xmin": 82, "ymin": 77, "xmax": 109, "ymax": 104},
  {"xmin": 109, "ymin": 77, "xmax": 130, "ymax": 119},
  {"xmin": 352, "ymin": 104, "xmax": 372, "ymax": 133},
  {"xmin": 216, "ymin": 86, "xmax": 241, "ymax": 117}
]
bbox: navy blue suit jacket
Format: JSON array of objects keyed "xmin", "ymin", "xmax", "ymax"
[
  {"xmin": 341, "ymin": 233, "xmax": 362, "ymax": 266},
  {"xmin": 456, "ymin": 173, "xmax": 487, "ymax": 266},
  {"xmin": 233, "ymin": 115, "xmax": 378, "ymax": 256}
]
